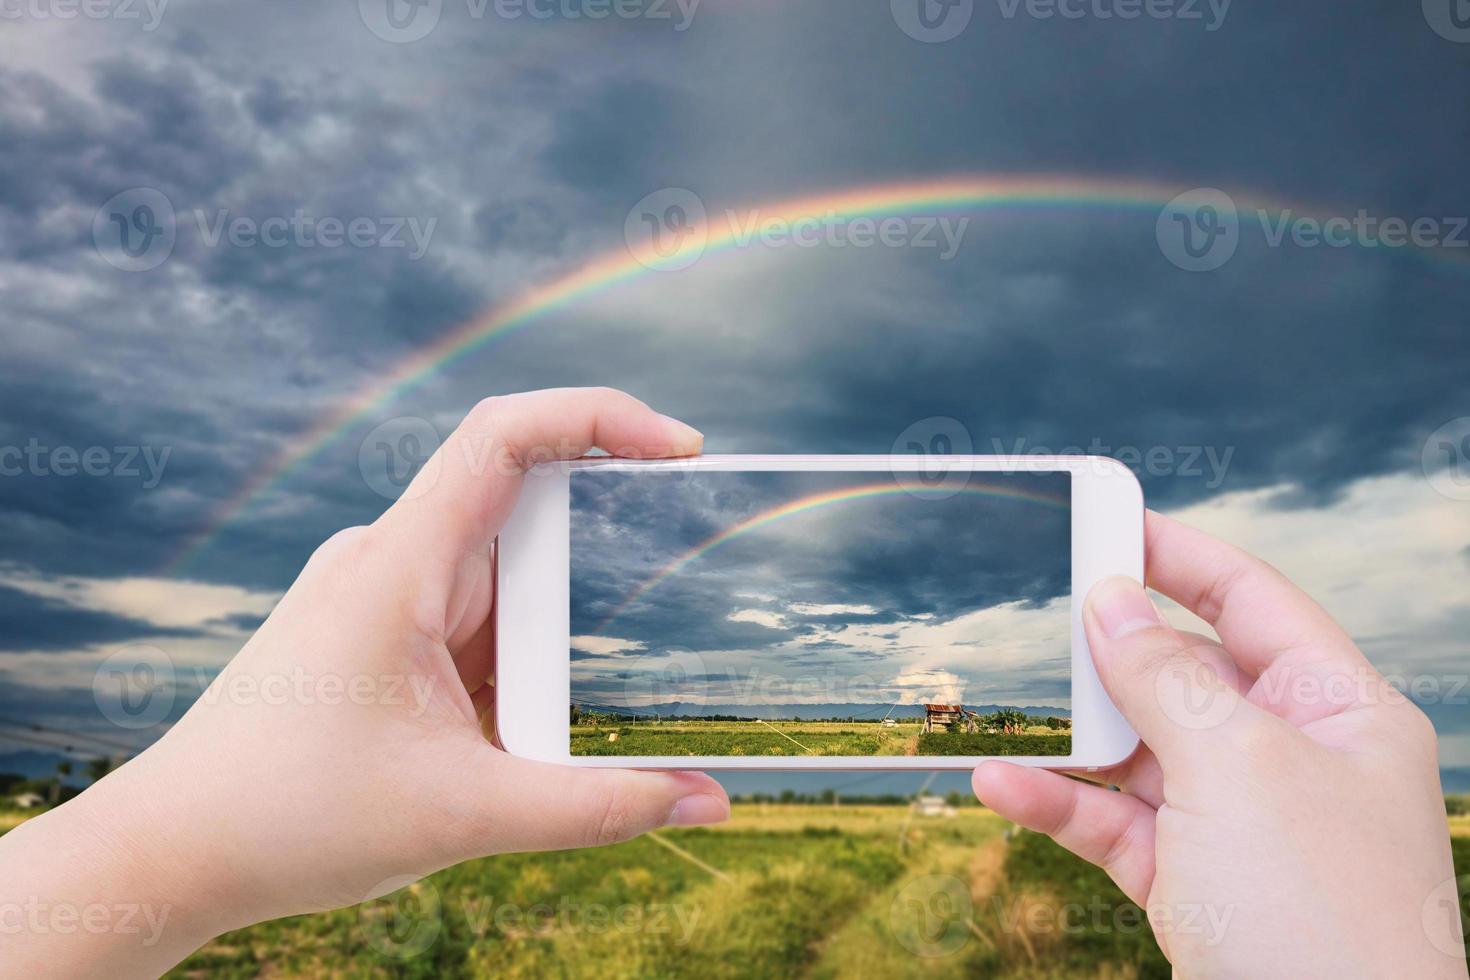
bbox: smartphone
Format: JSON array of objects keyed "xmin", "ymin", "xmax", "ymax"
[{"xmin": 495, "ymin": 455, "xmax": 1141, "ymax": 771}]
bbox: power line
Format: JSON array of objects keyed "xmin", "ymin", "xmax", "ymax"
[
  {"xmin": 0, "ymin": 716, "xmax": 142, "ymax": 755},
  {"xmin": 0, "ymin": 729, "xmax": 108, "ymax": 760}
]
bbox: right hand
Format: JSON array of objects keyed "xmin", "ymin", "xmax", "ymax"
[{"xmin": 973, "ymin": 511, "xmax": 1467, "ymax": 978}]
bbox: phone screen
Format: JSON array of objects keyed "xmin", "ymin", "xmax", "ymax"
[{"xmin": 568, "ymin": 468, "xmax": 1072, "ymax": 758}]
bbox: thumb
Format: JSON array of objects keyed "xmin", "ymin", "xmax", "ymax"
[
  {"xmin": 1084, "ymin": 576, "xmax": 1262, "ymax": 769},
  {"xmin": 378, "ymin": 387, "xmax": 703, "ymax": 568},
  {"xmin": 467, "ymin": 754, "xmax": 730, "ymax": 856}
]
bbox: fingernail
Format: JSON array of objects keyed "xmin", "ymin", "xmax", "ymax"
[
  {"xmin": 658, "ymin": 414, "xmax": 704, "ymax": 455},
  {"xmin": 1088, "ymin": 576, "xmax": 1162, "ymax": 639},
  {"xmin": 666, "ymin": 793, "xmax": 729, "ymax": 827}
]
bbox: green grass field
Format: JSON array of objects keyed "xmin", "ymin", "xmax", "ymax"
[
  {"xmin": 1, "ymin": 802, "xmax": 1464, "ymax": 977},
  {"xmin": 570, "ymin": 721, "xmax": 1070, "ymax": 757}
]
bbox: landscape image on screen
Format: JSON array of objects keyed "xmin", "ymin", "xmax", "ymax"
[{"xmin": 569, "ymin": 469, "xmax": 1072, "ymax": 757}]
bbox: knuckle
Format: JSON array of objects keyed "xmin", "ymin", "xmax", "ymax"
[
  {"xmin": 1394, "ymin": 700, "xmax": 1438, "ymax": 748},
  {"xmin": 1223, "ymin": 713, "xmax": 1278, "ymax": 764},
  {"xmin": 466, "ymin": 394, "xmax": 511, "ymax": 429},
  {"xmin": 309, "ymin": 525, "xmax": 374, "ymax": 567},
  {"xmin": 589, "ymin": 386, "xmax": 642, "ymax": 414},
  {"xmin": 1122, "ymin": 630, "xmax": 1191, "ymax": 683},
  {"xmin": 587, "ymin": 784, "xmax": 640, "ymax": 847}
]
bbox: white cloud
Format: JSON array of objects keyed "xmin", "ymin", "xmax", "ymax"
[
  {"xmin": 788, "ymin": 602, "xmax": 878, "ymax": 616},
  {"xmin": 0, "ymin": 566, "xmax": 279, "ymax": 632},
  {"xmin": 889, "ymin": 668, "xmax": 966, "ymax": 707},
  {"xmin": 726, "ymin": 608, "xmax": 787, "ymax": 629},
  {"xmin": 569, "ymin": 635, "xmax": 647, "ymax": 657}
]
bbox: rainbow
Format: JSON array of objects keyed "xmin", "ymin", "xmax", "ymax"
[
  {"xmin": 164, "ymin": 172, "xmax": 1465, "ymax": 574},
  {"xmin": 589, "ymin": 478, "xmax": 1070, "ymax": 633}
]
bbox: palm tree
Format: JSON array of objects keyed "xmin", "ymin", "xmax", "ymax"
[{"xmin": 51, "ymin": 760, "xmax": 72, "ymax": 804}]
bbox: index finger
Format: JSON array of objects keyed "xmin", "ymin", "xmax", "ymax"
[
  {"xmin": 1144, "ymin": 510, "xmax": 1373, "ymax": 710},
  {"xmin": 379, "ymin": 387, "xmax": 703, "ymax": 561}
]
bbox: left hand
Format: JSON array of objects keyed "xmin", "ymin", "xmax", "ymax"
[{"xmin": 0, "ymin": 388, "xmax": 730, "ymax": 978}]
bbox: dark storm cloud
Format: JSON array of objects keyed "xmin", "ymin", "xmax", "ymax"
[
  {"xmin": 540, "ymin": 78, "xmax": 696, "ymax": 208},
  {"xmin": 570, "ymin": 468, "xmax": 1070, "ymax": 697},
  {"xmin": 0, "ymin": 0, "xmax": 1463, "ymax": 718}
]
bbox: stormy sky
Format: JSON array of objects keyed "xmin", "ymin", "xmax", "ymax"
[
  {"xmin": 569, "ymin": 469, "xmax": 1071, "ymax": 710},
  {"xmin": 0, "ymin": 1, "xmax": 1467, "ymax": 785}
]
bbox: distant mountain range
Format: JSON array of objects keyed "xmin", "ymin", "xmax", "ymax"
[{"xmin": 582, "ymin": 702, "xmax": 1071, "ymax": 721}]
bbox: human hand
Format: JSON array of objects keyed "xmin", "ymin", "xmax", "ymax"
[
  {"xmin": 0, "ymin": 388, "xmax": 730, "ymax": 978},
  {"xmin": 972, "ymin": 511, "xmax": 1467, "ymax": 979}
]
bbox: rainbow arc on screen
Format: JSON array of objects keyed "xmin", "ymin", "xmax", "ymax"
[{"xmin": 589, "ymin": 478, "xmax": 1070, "ymax": 633}]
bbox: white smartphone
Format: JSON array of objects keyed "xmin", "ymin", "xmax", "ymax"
[{"xmin": 495, "ymin": 455, "xmax": 1141, "ymax": 771}]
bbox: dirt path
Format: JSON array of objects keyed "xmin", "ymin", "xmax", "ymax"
[
  {"xmin": 968, "ymin": 835, "xmax": 1007, "ymax": 898},
  {"xmin": 902, "ymin": 734, "xmax": 920, "ymax": 756}
]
